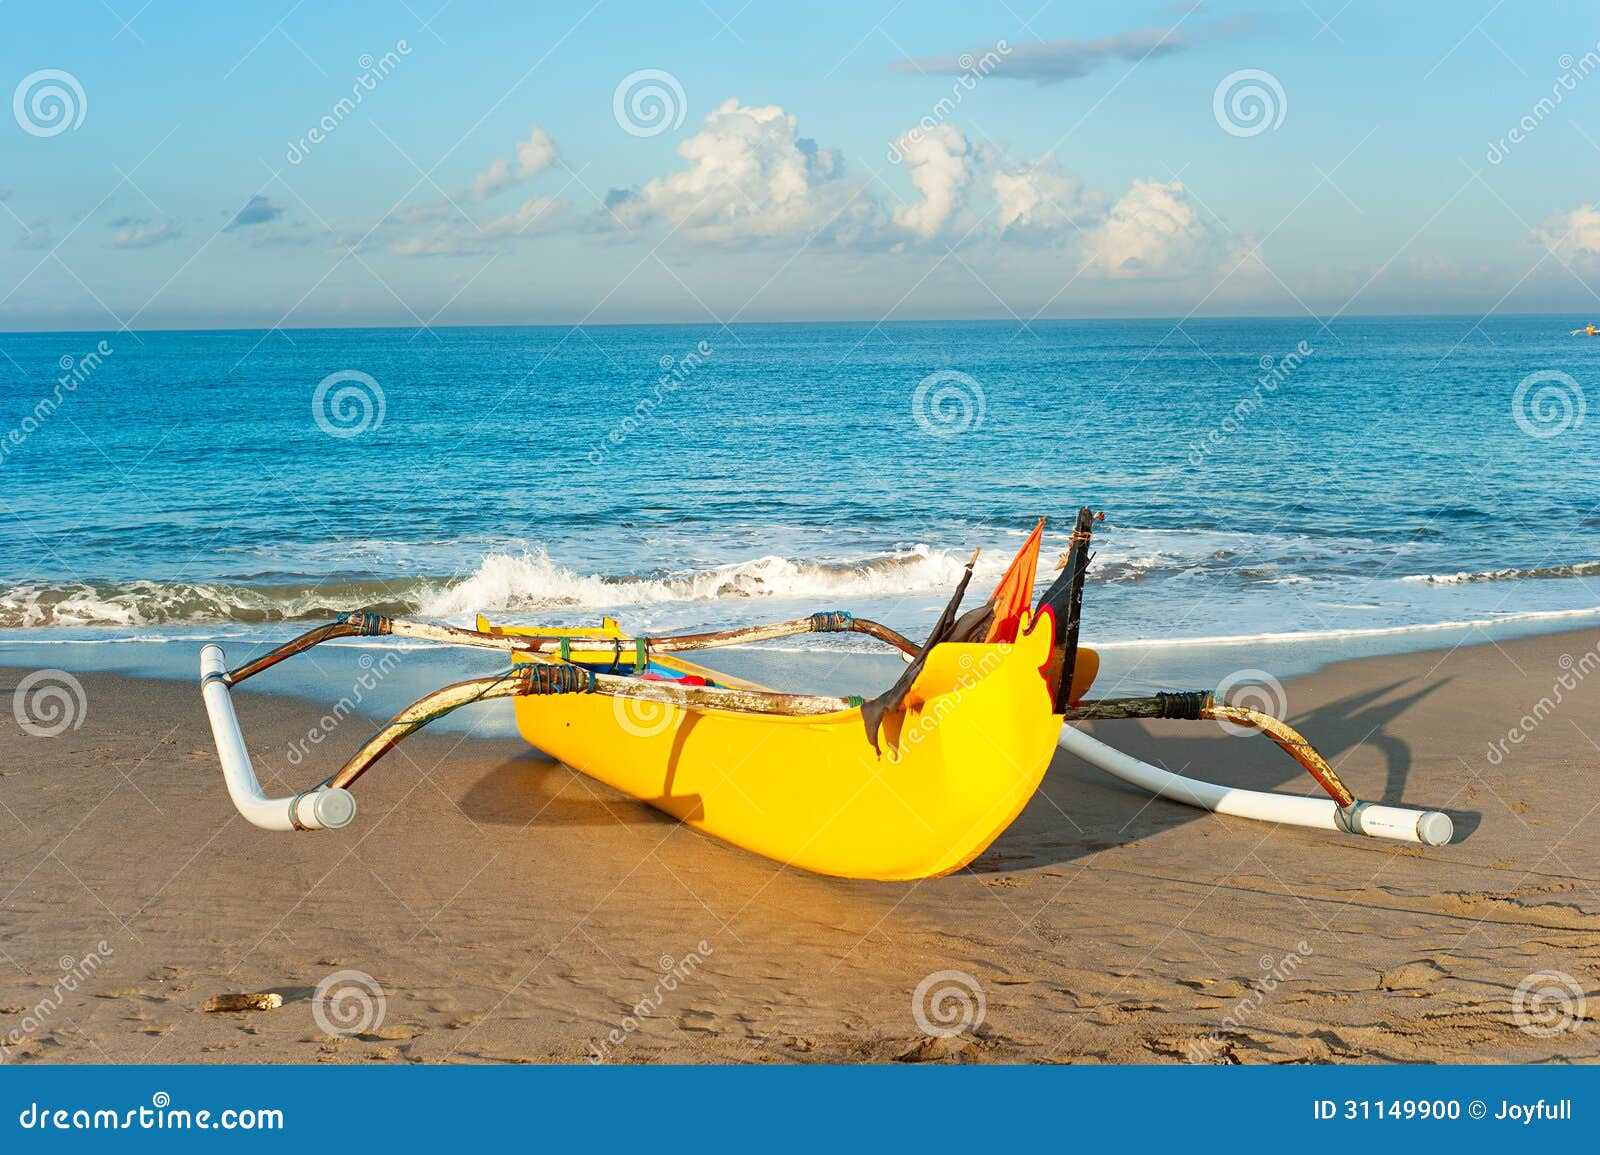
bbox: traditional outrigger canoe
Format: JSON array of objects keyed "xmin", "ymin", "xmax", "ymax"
[{"xmin": 200, "ymin": 510, "xmax": 1452, "ymax": 880}]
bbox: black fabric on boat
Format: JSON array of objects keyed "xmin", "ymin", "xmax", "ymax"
[
  {"xmin": 860, "ymin": 553, "xmax": 978, "ymax": 752},
  {"xmin": 1035, "ymin": 507, "xmax": 1098, "ymax": 713}
]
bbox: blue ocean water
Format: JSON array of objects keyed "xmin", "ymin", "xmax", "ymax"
[{"xmin": 0, "ymin": 316, "xmax": 1597, "ymax": 702}]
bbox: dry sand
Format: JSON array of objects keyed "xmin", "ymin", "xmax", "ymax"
[{"xmin": 2, "ymin": 628, "xmax": 1597, "ymax": 1065}]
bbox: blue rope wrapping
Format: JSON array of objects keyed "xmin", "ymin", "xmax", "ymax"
[
  {"xmin": 523, "ymin": 664, "xmax": 596, "ymax": 695},
  {"xmin": 1335, "ymin": 801, "xmax": 1368, "ymax": 835},
  {"xmin": 337, "ymin": 611, "xmax": 391, "ymax": 637},
  {"xmin": 808, "ymin": 611, "xmax": 855, "ymax": 632},
  {"xmin": 1155, "ymin": 690, "xmax": 1210, "ymax": 720}
]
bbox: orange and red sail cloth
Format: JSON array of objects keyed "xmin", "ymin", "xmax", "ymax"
[
  {"xmin": 976, "ymin": 517, "xmax": 1044, "ymax": 644},
  {"xmin": 860, "ymin": 519, "xmax": 1048, "ymax": 748}
]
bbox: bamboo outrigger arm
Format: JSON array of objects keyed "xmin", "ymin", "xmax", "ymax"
[
  {"xmin": 200, "ymin": 610, "xmax": 897, "ymax": 832},
  {"xmin": 1057, "ymin": 694, "xmax": 1453, "ymax": 847},
  {"xmin": 222, "ymin": 610, "xmax": 920, "ymax": 686}
]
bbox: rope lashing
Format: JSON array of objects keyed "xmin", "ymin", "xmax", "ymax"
[
  {"xmin": 1155, "ymin": 690, "xmax": 1212, "ymax": 720},
  {"xmin": 808, "ymin": 611, "xmax": 855, "ymax": 632},
  {"xmin": 336, "ymin": 612, "xmax": 393, "ymax": 637},
  {"xmin": 521, "ymin": 663, "xmax": 597, "ymax": 695}
]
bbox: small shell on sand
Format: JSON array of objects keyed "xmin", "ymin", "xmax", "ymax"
[{"xmin": 203, "ymin": 993, "xmax": 284, "ymax": 1013}]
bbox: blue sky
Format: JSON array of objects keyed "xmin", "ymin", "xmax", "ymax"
[{"xmin": 0, "ymin": 0, "xmax": 1596, "ymax": 331}]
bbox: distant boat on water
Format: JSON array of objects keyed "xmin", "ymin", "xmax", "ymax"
[{"xmin": 1570, "ymin": 324, "xmax": 1598, "ymax": 336}]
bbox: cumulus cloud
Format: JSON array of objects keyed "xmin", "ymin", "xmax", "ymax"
[
  {"xmin": 991, "ymin": 153, "xmax": 1100, "ymax": 237},
  {"xmin": 108, "ymin": 218, "xmax": 183, "ymax": 249},
  {"xmin": 600, "ymin": 99, "xmax": 884, "ymax": 245},
  {"xmin": 1079, "ymin": 179, "xmax": 1225, "ymax": 276},
  {"xmin": 471, "ymin": 125, "xmax": 557, "ymax": 199},
  {"xmin": 1538, "ymin": 204, "xmax": 1600, "ymax": 265},
  {"xmin": 890, "ymin": 124, "xmax": 972, "ymax": 240},
  {"xmin": 225, "ymin": 195, "xmax": 285, "ymax": 231}
]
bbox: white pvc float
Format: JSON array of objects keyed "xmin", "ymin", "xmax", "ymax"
[
  {"xmin": 1057, "ymin": 723, "xmax": 1452, "ymax": 847},
  {"xmin": 200, "ymin": 644, "xmax": 357, "ymax": 831}
]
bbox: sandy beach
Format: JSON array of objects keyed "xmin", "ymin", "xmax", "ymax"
[{"xmin": 2, "ymin": 627, "xmax": 1596, "ymax": 1065}]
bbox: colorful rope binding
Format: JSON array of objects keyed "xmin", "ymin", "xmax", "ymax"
[{"xmin": 808, "ymin": 611, "xmax": 855, "ymax": 632}]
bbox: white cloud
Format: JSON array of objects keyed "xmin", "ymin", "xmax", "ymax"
[
  {"xmin": 890, "ymin": 124, "xmax": 972, "ymax": 240},
  {"xmin": 991, "ymin": 152, "xmax": 1098, "ymax": 237},
  {"xmin": 386, "ymin": 126, "xmax": 565, "ymax": 255},
  {"xmin": 484, "ymin": 194, "xmax": 562, "ymax": 238},
  {"xmin": 1079, "ymin": 179, "xmax": 1224, "ymax": 277},
  {"xmin": 602, "ymin": 99, "xmax": 882, "ymax": 244},
  {"xmin": 471, "ymin": 125, "xmax": 558, "ymax": 199},
  {"xmin": 1538, "ymin": 204, "xmax": 1600, "ymax": 265},
  {"xmin": 109, "ymin": 219, "xmax": 183, "ymax": 249}
]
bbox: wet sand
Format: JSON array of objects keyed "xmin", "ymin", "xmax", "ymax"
[{"xmin": 2, "ymin": 627, "xmax": 1597, "ymax": 1064}]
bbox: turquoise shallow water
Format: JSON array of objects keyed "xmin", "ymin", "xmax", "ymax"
[{"xmin": 1, "ymin": 315, "xmax": 1597, "ymax": 719}]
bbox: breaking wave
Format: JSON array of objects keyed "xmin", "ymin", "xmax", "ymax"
[
  {"xmin": 1403, "ymin": 561, "xmax": 1600, "ymax": 585},
  {"xmin": 0, "ymin": 547, "xmax": 991, "ymax": 628}
]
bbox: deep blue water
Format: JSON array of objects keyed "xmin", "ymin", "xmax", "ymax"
[{"xmin": 1, "ymin": 316, "xmax": 1597, "ymax": 664}]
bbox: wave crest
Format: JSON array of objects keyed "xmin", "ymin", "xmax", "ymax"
[
  {"xmin": 1403, "ymin": 561, "xmax": 1600, "ymax": 585},
  {"xmin": 0, "ymin": 547, "xmax": 985, "ymax": 628}
]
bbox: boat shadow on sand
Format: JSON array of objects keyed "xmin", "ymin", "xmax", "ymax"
[
  {"xmin": 459, "ymin": 751, "xmax": 704, "ymax": 828},
  {"xmin": 970, "ymin": 674, "xmax": 1483, "ymax": 875},
  {"xmin": 453, "ymin": 675, "xmax": 1482, "ymax": 873}
]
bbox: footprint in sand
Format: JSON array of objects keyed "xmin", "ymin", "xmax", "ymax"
[{"xmin": 1377, "ymin": 959, "xmax": 1448, "ymax": 991}]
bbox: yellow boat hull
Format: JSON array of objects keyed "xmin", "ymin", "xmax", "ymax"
[{"xmin": 481, "ymin": 612, "xmax": 1088, "ymax": 881}]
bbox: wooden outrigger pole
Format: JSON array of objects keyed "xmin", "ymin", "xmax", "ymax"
[{"xmin": 198, "ymin": 509, "xmax": 1452, "ymax": 853}]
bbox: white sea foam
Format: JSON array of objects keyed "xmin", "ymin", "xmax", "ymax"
[
  {"xmin": 418, "ymin": 547, "xmax": 987, "ymax": 616},
  {"xmin": 1402, "ymin": 561, "xmax": 1600, "ymax": 585},
  {"xmin": 1092, "ymin": 604, "xmax": 1600, "ymax": 649}
]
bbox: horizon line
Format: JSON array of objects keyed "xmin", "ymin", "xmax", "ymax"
[{"xmin": 0, "ymin": 308, "xmax": 1586, "ymax": 341}]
